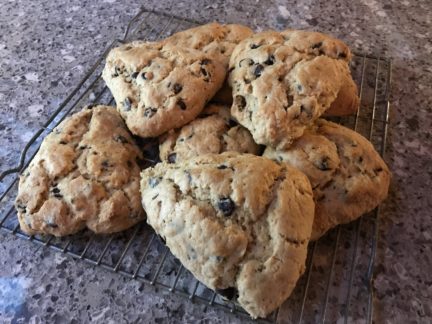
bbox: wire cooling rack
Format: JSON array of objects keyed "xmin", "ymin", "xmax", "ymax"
[{"xmin": 0, "ymin": 7, "xmax": 391, "ymax": 323}]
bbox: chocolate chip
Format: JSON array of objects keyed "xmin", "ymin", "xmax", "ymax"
[
  {"xmin": 123, "ymin": 97, "xmax": 131, "ymax": 111},
  {"xmin": 253, "ymin": 64, "xmax": 264, "ymax": 77},
  {"xmin": 358, "ymin": 156, "xmax": 364, "ymax": 163},
  {"xmin": 200, "ymin": 67, "xmax": 208, "ymax": 77},
  {"xmin": 338, "ymin": 52, "xmax": 347, "ymax": 58},
  {"xmin": 216, "ymin": 287, "xmax": 238, "ymax": 300},
  {"xmin": 201, "ymin": 59, "xmax": 211, "ymax": 65},
  {"xmin": 114, "ymin": 135, "xmax": 128, "ymax": 144},
  {"xmin": 144, "ymin": 107, "xmax": 157, "ymax": 118},
  {"xmin": 53, "ymin": 193, "xmax": 63, "ymax": 199},
  {"xmin": 167, "ymin": 153, "xmax": 177, "ymax": 164},
  {"xmin": 217, "ymin": 165, "xmax": 227, "ymax": 169},
  {"xmin": 59, "ymin": 140, "xmax": 67, "ymax": 145},
  {"xmin": 312, "ymin": 42, "xmax": 323, "ymax": 49},
  {"xmin": 112, "ymin": 66, "xmax": 121, "ymax": 77},
  {"xmin": 250, "ymin": 43, "xmax": 260, "ymax": 49},
  {"xmin": 264, "ymin": 55, "xmax": 275, "ymax": 65},
  {"xmin": 177, "ymin": 99, "xmax": 187, "ymax": 110},
  {"xmin": 102, "ymin": 160, "xmax": 110, "ymax": 168},
  {"xmin": 374, "ymin": 167, "xmax": 383, "ymax": 173},
  {"xmin": 151, "ymin": 194, "xmax": 159, "ymax": 200},
  {"xmin": 218, "ymin": 197, "xmax": 235, "ymax": 216},
  {"xmin": 51, "ymin": 187, "xmax": 60, "ymax": 194},
  {"xmin": 287, "ymin": 94, "xmax": 294, "ymax": 108},
  {"xmin": 141, "ymin": 72, "xmax": 147, "ymax": 80},
  {"xmin": 234, "ymin": 95, "xmax": 246, "ymax": 111},
  {"xmin": 297, "ymin": 84, "xmax": 302, "ymax": 92},
  {"xmin": 16, "ymin": 203, "xmax": 27, "ymax": 213},
  {"xmin": 131, "ymin": 72, "xmax": 139, "ymax": 79},
  {"xmin": 149, "ymin": 177, "xmax": 160, "ymax": 188},
  {"xmin": 173, "ymin": 83, "xmax": 182, "ymax": 94},
  {"xmin": 239, "ymin": 58, "xmax": 254, "ymax": 67},
  {"xmin": 318, "ymin": 157, "xmax": 331, "ymax": 171}
]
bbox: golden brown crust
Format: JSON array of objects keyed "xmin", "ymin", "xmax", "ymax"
[
  {"xmin": 102, "ymin": 42, "xmax": 225, "ymax": 138},
  {"xmin": 15, "ymin": 106, "xmax": 145, "ymax": 236},
  {"xmin": 228, "ymin": 29, "xmax": 358, "ymax": 149},
  {"xmin": 264, "ymin": 119, "xmax": 390, "ymax": 240},
  {"xmin": 159, "ymin": 104, "xmax": 259, "ymax": 163},
  {"xmin": 140, "ymin": 152, "xmax": 315, "ymax": 318},
  {"xmin": 325, "ymin": 73, "xmax": 359, "ymax": 116}
]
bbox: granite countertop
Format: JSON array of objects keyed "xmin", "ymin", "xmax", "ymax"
[{"xmin": 0, "ymin": 0, "xmax": 431, "ymax": 323}]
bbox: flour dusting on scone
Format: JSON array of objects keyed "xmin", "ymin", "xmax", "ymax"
[
  {"xmin": 140, "ymin": 152, "xmax": 315, "ymax": 318},
  {"xmin": 229, "ymin": 29, "xmax": 358, "ymax": 149},
  {"xmin": 159, "ymin": 104, "xmax": 260, "ymax": 163},
  {"xmin": 15, "ymin": 106, "xmax": 145, "ymax": 236},
  {"xmin": 264, "ymin": 119, "xmax": 390, "ymax": 240}
]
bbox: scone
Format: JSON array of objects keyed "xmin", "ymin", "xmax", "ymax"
[
  {"xmin": 228, "ymin": 29, "xmax": 358, "ymax": 149},
  {"xmin": 140, "ymin": 152, "xmax": 315, "ymax": 318},
  {"xmin": 164, "ymin": 22, "xmax": 254, "ymax": 69},
  {"xmin": 159, "ymin": 104, "xmax": 260, "ymax": 163},
  {"xmin": 324, "ymin": 72, "xmax": 359, "ymax": 116},
  {"xmin": 15, "ymin": 106, "xmax": 145, "ymax": 237},
  {"xmin": 102, "ymin": 41, "xmax": 225, "ymax": 138},
  {"xmin": 164, "ymin": 23, "xmax": 254, "ymax": 106},
  {"xmin": 264, "ymin": 119, "xmax": 390, "ymax": 240}
]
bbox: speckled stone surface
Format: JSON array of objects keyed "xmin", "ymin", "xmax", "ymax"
[{"xmin": 0, "ymin": 0, "xmax": 431, "ymax": 323}]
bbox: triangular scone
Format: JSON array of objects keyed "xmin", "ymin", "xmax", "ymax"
[
  {"xmin": 103, "ymin": 42, "xmax": 225, "ymax": 138},
  {"xmin": 228, "ymin": 29, "xmax": 358, "ymax": 149},
  {"xmin": 141, "ymin": 152, "xmax": 315, "ymax": 318},
  {"xmin": 159, "ymin": 104, "xmax": 260, "ymax": 163},
  {"xmin": 264, "ymin": 119, "xmax": 390, "ymax": 240},
  {"xmin": 15, "ymin": 106, "xmax": 145, "ymax": 236}
]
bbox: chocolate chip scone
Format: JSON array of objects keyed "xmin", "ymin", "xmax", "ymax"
[
  {"xmin": 264, "ymin": 119, "xmax": 390, "ymax": 240},
  {"xmin": 159, "ymin": 104, "xmax": 260, "ymax": 163},
  {"xmin": 15, "ymin": 106, "xmax": 145, "ymax": 237},
  {"xmin": 141, "ymin": 152, "xmax": 315, "ymax": 318},
  {"xmin": 228, "ymin": 29, "xmax": 358, "ymax": 149},
  {"xmin": 102, "ymin": 41, "xmax": 225, "ymax": 138},
  {"xmin": 164, "ymin": 23, "xmax": 254, "ymax": 69},
  {"xmin": 164, "ymin": 23, "xmax": 254, "ymax": 106}
]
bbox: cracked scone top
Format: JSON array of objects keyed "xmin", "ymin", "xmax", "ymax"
[
  {"xmin": 140, "ymin": 152, "xmax": 315, "ymax": 318},
  {"xmin": 102, "ymin": 41, "xmax": 225, "ymax": 138},
  {"xmin": 159, "ymin": 104, "xmax": 260, "ymax": 163},
  {"xmin": 163, "ymin": 23, "xmax": 254, "ymax": 105},
  {"xmin": 228, "ymin": 29, "xmax": 357, "ymax": 149},
  {"xmin": 163, "ymin": 22, "xmax": 254, "ymax": 69},
  {"xmin": 15, "ymin": 106, "xmax": 145, "ymax": 237},
  {"xmin": 264, "ymin": 119, "xmax": 391, "ymax": 240}
]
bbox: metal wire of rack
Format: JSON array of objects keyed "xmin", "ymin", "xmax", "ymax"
[{"xmin": 0, "ymin": 7, "xmax": 391, "ymax": 323}]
